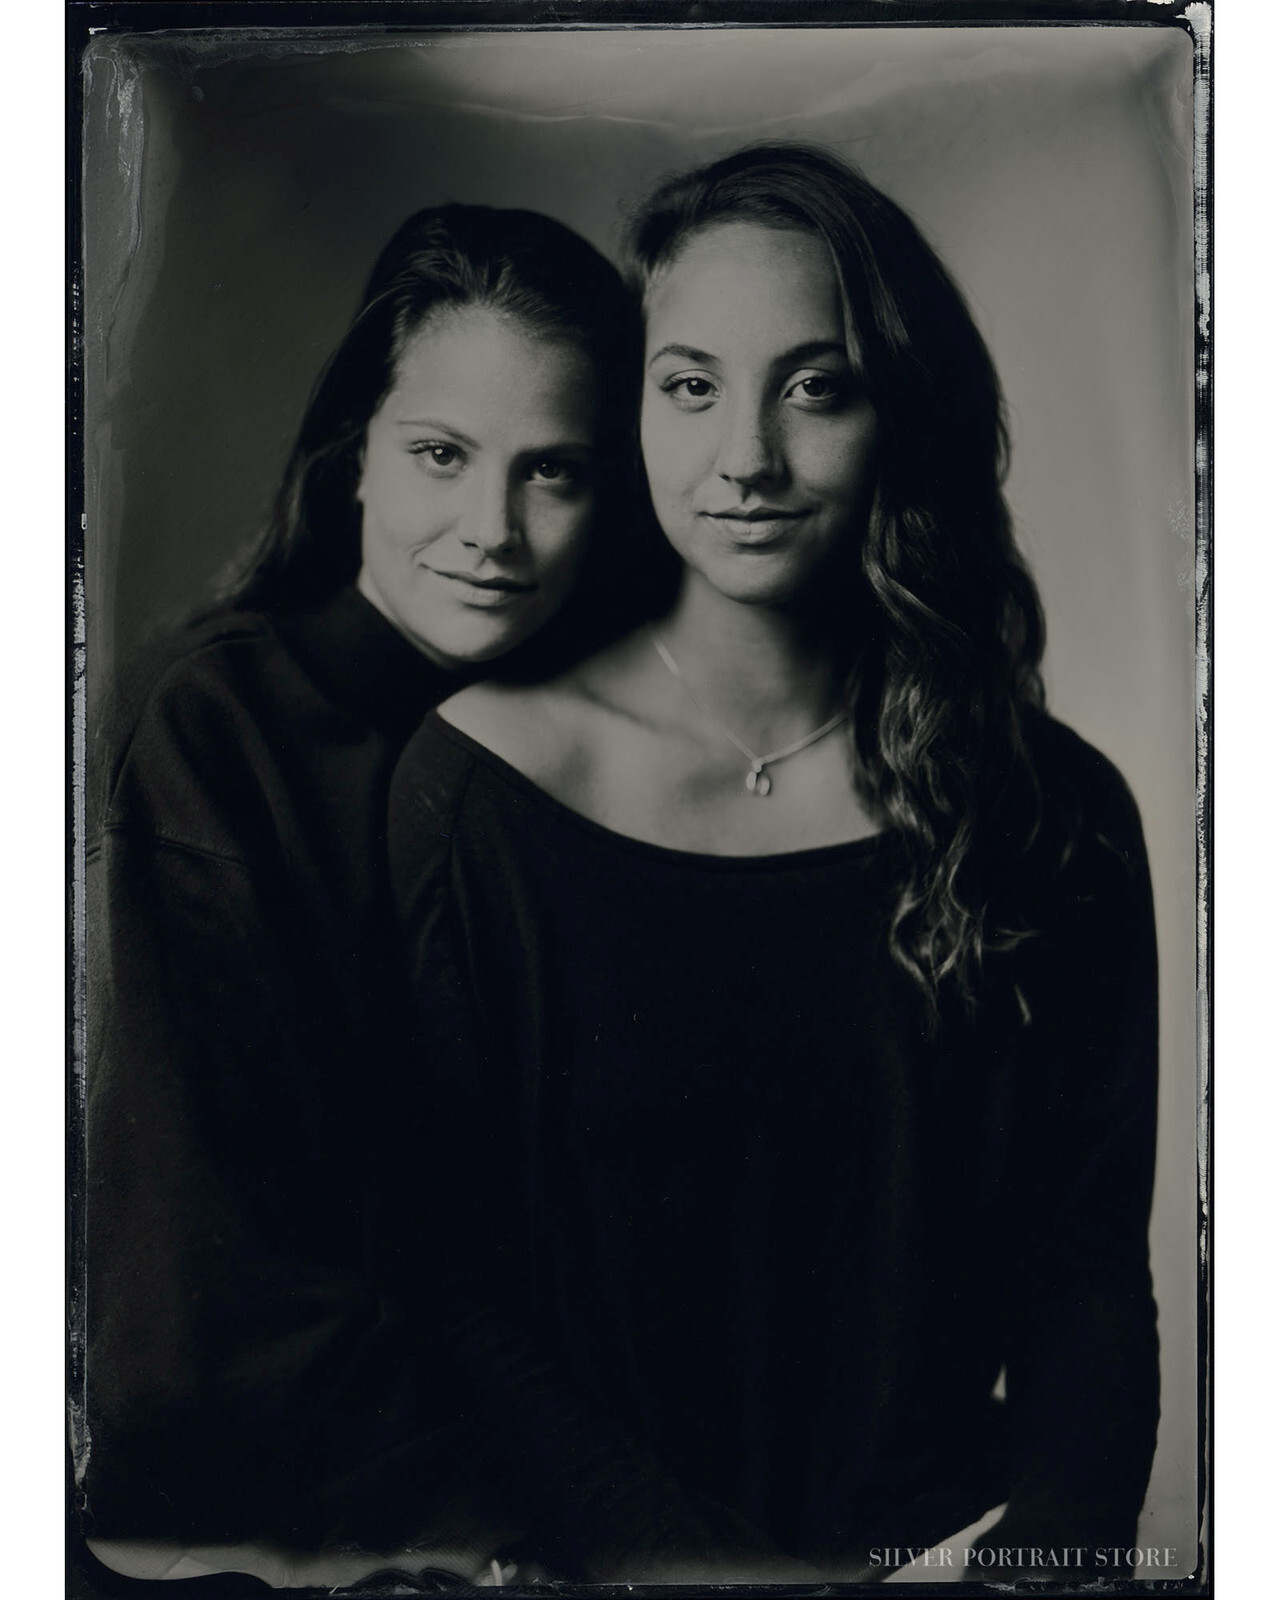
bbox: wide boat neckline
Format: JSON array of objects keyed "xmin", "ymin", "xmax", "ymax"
[{"xmin": 425, "ymin": 709, "xmax": 892, "ymax": 872}]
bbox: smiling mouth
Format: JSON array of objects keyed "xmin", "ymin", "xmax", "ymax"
[
  {"xmin": 426, "ymin": 567, "xmax": 536, "ymax": 599},
  {"xmin": 701, "ymin": 507, "xmax": 812, "ymax": 544},
  {"xmin": 705, "ymin": 507, "xmax": 809, "ymax": 522}
]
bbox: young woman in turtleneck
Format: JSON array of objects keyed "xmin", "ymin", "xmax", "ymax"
[{"xmin": 79, "ymin": 203, "xmax": 642, "ymax": 1577}]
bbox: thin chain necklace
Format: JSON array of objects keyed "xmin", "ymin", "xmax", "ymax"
[{"xmin": 649, "ymin": 631, "xmax": 848, "ymax": 798}]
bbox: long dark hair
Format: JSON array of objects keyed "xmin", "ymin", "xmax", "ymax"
[
  {"xmin": 626, "ymin": 143, "xmax": 1047, "ymax": 1014},
  {"xmin": 222, "ymin": 204, "xmax": 642, "ymax": 641}
]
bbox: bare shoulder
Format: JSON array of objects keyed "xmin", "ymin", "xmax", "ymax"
[
  {"xmin": 438, "ymin": 633, "xmax": 650, "ymax": 791},
  {"xmin": 435, "ymin": 678, "xmax": 572, "ymax": 780}
]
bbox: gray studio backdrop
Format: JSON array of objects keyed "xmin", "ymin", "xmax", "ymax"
[{"xmin": 81, "ymin": 24, "xmax": 1201, "ymax": 1572}]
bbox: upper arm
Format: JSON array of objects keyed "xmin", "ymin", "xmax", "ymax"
[{"xmin": 1005, "ymin": 721, "xmax": 1160, "ymax": 1270}]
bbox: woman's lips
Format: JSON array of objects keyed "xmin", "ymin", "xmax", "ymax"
[
  {"xmin": 425, "ymin": 567, "xmax": 536, "ymax": 606},
  {"xmin": 701, "ymin": 507, "xmax": 812, "ymax": 544}
]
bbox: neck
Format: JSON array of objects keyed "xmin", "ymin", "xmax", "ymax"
[{"xmin": 654, "ymin": 572, "xmax": 847, "ymax": 738}]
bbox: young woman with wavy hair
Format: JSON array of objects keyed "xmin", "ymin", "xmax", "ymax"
[{"xmin": 388, "ymin": 146, "xmax": 1159, "ymax": 1583}]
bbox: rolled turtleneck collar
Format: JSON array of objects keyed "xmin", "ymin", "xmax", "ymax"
[{"xmin": 273, "ymin": 584, "xmax": 466, "ymax": 739}]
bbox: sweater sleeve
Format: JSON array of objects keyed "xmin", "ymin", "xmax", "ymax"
[
  {"xmin": 969, "ymin": 731, "xmax": 1161, "ymax": 1575},
  {"xmin": 385, "ymin": 721, "xmax": 798, "ymax": 1584},
  {"xmin": 81, "ymin": 683, "xmax": 479, "ymax": 1552}
]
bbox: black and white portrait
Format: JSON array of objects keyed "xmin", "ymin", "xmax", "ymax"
[{"xmin": 70, "ymin": 11, "xmax": 1206, "ymax": 1595}]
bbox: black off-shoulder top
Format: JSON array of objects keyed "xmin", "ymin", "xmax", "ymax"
[{"xmin": 385, "ymin": 709, "xmax": 1161, "ymax": 1582}]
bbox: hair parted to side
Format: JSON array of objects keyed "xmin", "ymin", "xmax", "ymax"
[
  {"xmin": 221, "ymin": 204, "xmax": 642, "ymax": 635},
  {"xmin": 626, "ymin": 143, "xmax": 1047, "ymax": 1017}
]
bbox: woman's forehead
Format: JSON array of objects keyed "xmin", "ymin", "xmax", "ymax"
[
  {"xmin": 644, "ymin": 222, "xmax": 845, "ymax": 359},
  {"xmin": 379, "ymin": 306, "xmax": 600, "ymax": 442}
]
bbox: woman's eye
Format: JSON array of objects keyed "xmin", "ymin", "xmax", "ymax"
[
  {"xmin": 785, "ymin": 373, "xmax": 843, "ymax": 406},
  {"xmin": 661, "ymin": 374, "xmax": 718, "ymax": 411},
  {"xmin": 529, "ymin": 457, "xmax": 594, "ymax": 495},
  {"xmin": 525, "ymin": 458, "xmax": 588, "ymax": 492},
  {"xmin": 410, "ymin": 441, "xmax": 463, "ymax": 470}
]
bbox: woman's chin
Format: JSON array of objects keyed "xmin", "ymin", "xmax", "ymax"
[
  {"xmin": 686, "ymin": 560, "xmax": 832, "ymax": 611},
  {"xmin": 394, "ymin": 609, "xmax": 548, "ymax": 671},
  {"xmin": 663, "ymin": 529, "xmax": 852, "ymax": 611}
]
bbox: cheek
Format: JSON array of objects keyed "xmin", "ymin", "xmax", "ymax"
[
  {"xmin": 641, "ymin": 409, "xmax": 702, "ymax": 502},
  {"xmin": 803, "ymin": 423, "xmax": 878, "ymax": 505},
  {"xmin": 360, "ymin": 472, "xmax": 400, "ymax": 540},
  {"xmin": 363, "ymin": 457, "xmax": 447, "ymax": 547},
  {"xmin": 531, "ymin": 496, "xmax": 596, "ymax": 582}
]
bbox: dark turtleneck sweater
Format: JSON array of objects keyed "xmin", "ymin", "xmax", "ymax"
[{"xmin": 78, "ymin": 586, "xmax": 462, "ymax": 1551}]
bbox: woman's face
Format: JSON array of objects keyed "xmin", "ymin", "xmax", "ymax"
[
  {"xmin": 641, "ymin": 221, "xmax": 878, "ymax": 608},
  {"xmin": 356, "ymin": 306, "xmax": 600, "ymax": 669}
]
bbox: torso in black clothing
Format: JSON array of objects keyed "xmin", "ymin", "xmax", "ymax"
[
  {"xmin": 530, "ymin": 835, "xmax": 1008, "ymax": 1554},
  {"xmin": 389, "ymin": 710, "xmax": 1161, "ymax": 1570},
  {"xmin": 81, "ymin": 587, "xmax": 460, "ymax": 1546}
]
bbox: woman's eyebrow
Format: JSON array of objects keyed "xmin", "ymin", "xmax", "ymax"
[
  {"xmin": 776, "ymin": 340, "xmax": 850, "ymax": 365},
  {"xmin": 515, "ymin": 439, "xmax": 597, "ymax": 458},
  {"xmin": 647, "ymin": 343, "xmax": 716, "ymax": 368},
  {"xmin": 647, "ymin": 339, "xmax": 852, "ymax": 370},
  {"xmin": 393, "ymin": 418, "xmax": 480, "ymax": 449}
]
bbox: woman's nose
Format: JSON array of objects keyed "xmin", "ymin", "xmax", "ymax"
[
  {"xmin": 715, "ymin": 400, "xmax": 783, "ymax": 489},
  {"xmin": 459, "ymin": 471, "xmax": 522, "ymax": 557}
]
